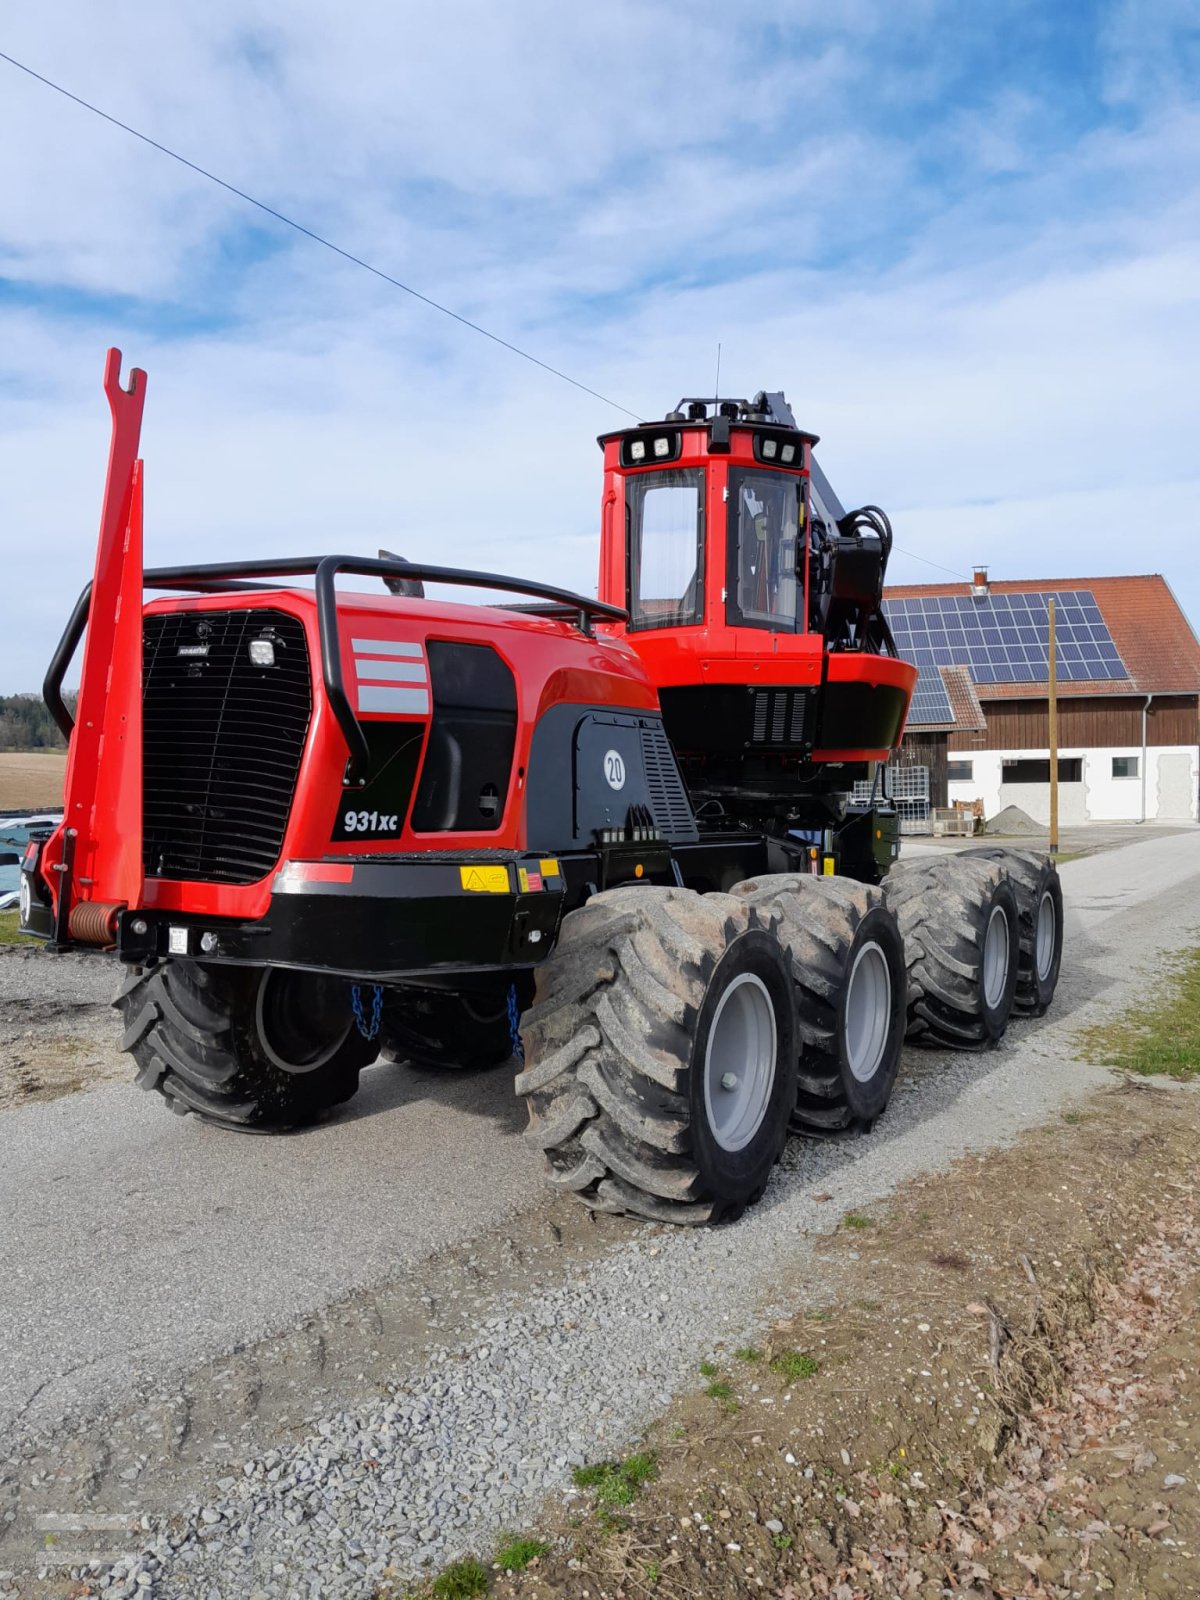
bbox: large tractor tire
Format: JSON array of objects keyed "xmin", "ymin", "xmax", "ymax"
[
  {"xmin": 380, "ymin": 983, "xmax": 516, "ymax": 1071},
  {"xmin": 960, "ymin": 846, "xmax": 1063, "ymax": 1015},
  {"xmin": 116, "ymin": 961, "xmax": 375, "ymax": 1130},
  {"xmin": 516, "ymin": 885, "xmax": 797, "ymax": 1225},
  {"xmin": 883, "ymin": 856, "xmax": 1020, "ymax": 1049},
  {"xmin": 730, "ymin": 873, "xmax": 906, "ymax": 1134}
]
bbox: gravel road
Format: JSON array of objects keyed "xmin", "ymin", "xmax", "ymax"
[{"xmin": 1, "ymin": 830, "xmax": 1198, "ymax": 1596}]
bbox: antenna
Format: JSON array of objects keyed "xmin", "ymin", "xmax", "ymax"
[{"xmin": 714, "ymin": 342, "xmax": 722, "ymax": 398}]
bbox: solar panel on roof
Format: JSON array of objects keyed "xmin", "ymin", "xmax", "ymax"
[
  {"xmin": 907, "ymin": 670, "xmax": 954, "ymax": 726},
  {"xmin": 885, "ymin": 590, "xmax": 1129, "ymax": 723}
]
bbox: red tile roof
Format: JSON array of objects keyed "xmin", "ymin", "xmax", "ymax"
[
  {"xmin": 884, "ymin": 574, "xmax": 1200, "ymax": 699},
  {"xmin": 940, "ymin": 665, "xmax": 987, "ymax": 729}
]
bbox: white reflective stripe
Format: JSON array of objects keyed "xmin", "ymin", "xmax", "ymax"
[
  {"xmin": 353, "ymin": 659, "xmax": 428, "ymax": 683},
  {"xmin": 350, "ymin": 638, "xmax": 424, "ymax": 657},
  {"xmin": 357, "ymin": 685, "xmax": 430, "ymax": 715}
]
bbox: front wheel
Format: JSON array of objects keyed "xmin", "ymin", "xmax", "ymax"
[
  {"xmin": 116, "ymin": 961, "xmax": 375, "ymax": 1129},
  {"xmin": 517, "ymin": 886, "xmax": 797, "ymax": 1225}
]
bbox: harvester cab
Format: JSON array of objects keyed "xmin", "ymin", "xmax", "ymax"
[
  {"xmin": 596, "ymin": 391, "xmax": 914, "ymax": 866},
  {"xmin": 17, "ymin": 352, "xmax": 1062, "ymax": 1228}
]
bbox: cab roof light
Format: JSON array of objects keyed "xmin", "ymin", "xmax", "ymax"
[{"xmin": 619, "ymin": 429, "xmax": 681, "ymax": 467}]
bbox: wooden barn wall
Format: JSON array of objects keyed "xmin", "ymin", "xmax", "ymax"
[
  {"xmin": 897, "ymin": 731, "xmax": 948, "ymax": 806},
  {"xmin": 948, "ymin": 695, "xmax": 1199, "ymax": 752}
]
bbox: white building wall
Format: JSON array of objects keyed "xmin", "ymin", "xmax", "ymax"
[{"xmin": 946, "ymin": 745, "xmax": 1199, "ymax": 824}]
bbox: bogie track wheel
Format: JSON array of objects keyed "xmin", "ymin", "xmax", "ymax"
[
  {"xmin": 959, "ymin": 847, "xmax": 1063, "ymax": 1015},
  {"xmin": 730, "ymin": 874, "xmax": 906, "ymax": 1133},
  {"xmin": 516, "ymin": 886, "xmax": 797, "ymax": 1225},
  {"xmin": 116, "ymin": 961, "xmax": 375, "ymax": 1129},
  {"xmin": 884, "ymin": 856, "xmax": 1020, "ymax": 1049}
]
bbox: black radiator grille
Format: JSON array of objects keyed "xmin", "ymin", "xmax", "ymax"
[
  {"xmin": 142, "ymin": 609, "xmax": 312, "ymax": 885},
  {"xmin": 640, "ymin": 724, "xmax": 698, "ymax": 843},
  {"xmin": 750, "ymin": 689, "xmax": 810, "ymax": 747}
]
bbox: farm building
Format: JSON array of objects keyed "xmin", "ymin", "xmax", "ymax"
[{"xmin": 881, "ymin": 572, "xmax": 1200, "ymax": 827}]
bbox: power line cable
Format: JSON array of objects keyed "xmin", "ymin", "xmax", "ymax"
[
  {"xmin": 0, "ymin": 48, "xmax": 642, "ymax": 420},
  {"xmin": 889, "ymin": 547, "xmax": 972, "ymax": 581},
  {"xmin": 0, "ymin": 50, "xmax": 977, "ymax": 586}
]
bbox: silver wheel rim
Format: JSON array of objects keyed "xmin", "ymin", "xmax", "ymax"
[
  {"xmin": 982, "ymin": 904, "xmax": 1010, "ymax": 1011},
  {"xmin": 1035, "ymin": 890, "xmax": 1055, "ymax": 982},
  {"xmin": 845, "ymin": 941, "xmax": 892, "ymax": 1084},
  {"xmin": 703, "ymin": 972, "xmax": 777, "ymax": 1153}
]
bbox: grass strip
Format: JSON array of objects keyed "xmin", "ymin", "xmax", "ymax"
[{"xmin": 1078, "ymin": 946, "xmax": 1200, "ymax": 1080}]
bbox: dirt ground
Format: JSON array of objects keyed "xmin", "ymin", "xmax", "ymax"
[
  {"xmin": 0, "ymin": 994, "xmax": 126, "ymax": 1110},
  {"xmin": 0, "ymin": 949, "xmax": 126, "ymax": 1111},
  {"xmin": 0, "ymin": 751, "xmax": 66, "ymax": 812},
  {"xmin": 487, "ymin": 1080, "xmax": 1200, "ymax": 1600}
]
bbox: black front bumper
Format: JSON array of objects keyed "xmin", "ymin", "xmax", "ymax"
[{"xmin": 24, "ymin": 853, "xmax": 583, "ymax": 980}]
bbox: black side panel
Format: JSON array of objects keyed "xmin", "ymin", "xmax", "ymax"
[
  {"xmin": 411, "ymin": 642, "xmax": 517, "ymax": 833},
  {"xmin": 525, "ymin": 704, "xmax": 699, "ymax": 852}
]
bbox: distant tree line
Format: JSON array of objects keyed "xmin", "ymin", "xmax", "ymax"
[{"xmin": 0, "ymin": 693, "xmax": 77, "ymax": 751}]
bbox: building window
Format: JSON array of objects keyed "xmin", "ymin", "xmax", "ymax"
[
  {"xmin": 1112, "ymin": 756, "xmax": 1139, "ymax": 779},
  {"xmin": 1002, "ymin": 758, "xmax": 1083, "ymax": 783},
  {"xmin": 947, "ymin": 760, "xmax": 973, "ymax": 782}
]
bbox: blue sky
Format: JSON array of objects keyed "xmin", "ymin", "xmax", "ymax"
[{"xmin": 1, "ymin": 1, "xmax": 1199, "ymax": 690}]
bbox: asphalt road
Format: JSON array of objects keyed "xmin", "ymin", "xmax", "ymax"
[{"xmin": 1, "ymin": 828, "xmax": 1198, "ymax": 1447}]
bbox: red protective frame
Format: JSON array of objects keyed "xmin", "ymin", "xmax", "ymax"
[{"xmin": 42, "ymin": 350, "xmax": 146, "ymax": 916}]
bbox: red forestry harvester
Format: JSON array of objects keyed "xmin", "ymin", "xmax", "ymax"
[{"xmin": 19, "ymin": 354, "xmax": 1063, "ymax": 1223}]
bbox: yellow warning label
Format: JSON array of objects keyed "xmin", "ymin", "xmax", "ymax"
[
  {"xmin": 459, "ymin": 864, "xmax": 510, "ymax": 894},
  {"xmin": 517, "ymin": 867, "xmax": 530, "ymax": 893},
  {"xmin": 822, "ymin": 856, "xmax": 836, "ymax": 876},
  {"xmin": 539, "ymin": 858, "xmax": 561, "ymax": 879}
]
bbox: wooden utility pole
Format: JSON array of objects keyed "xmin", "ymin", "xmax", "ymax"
[{"xmin": 1048, "ymin": 598, "xmax": 1058, "ymax": 854}]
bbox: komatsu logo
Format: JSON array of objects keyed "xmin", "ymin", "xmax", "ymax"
[
  {"xmin": 176, "ymin": 643, "xmax": 209, "ymax": 657},
  {"xmin": 351, "ymin": 638, "xmax": 430, "ymax": 716}
]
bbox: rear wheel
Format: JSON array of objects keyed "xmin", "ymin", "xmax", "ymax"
[
  {"xmin": 884, "ymin": 857, "xmax": 1020, "ymax": 1049},
  {"xmin": 516, "ymin": 885, "xmax": 797, "ymax": 1225},
  {"xmin": 960, "ymin": 847, "xmax": 1063, "ymax": 1014},
  {"xmin": 380, "ymin": 983, "xmax": 517, "ymax": 1070},
  {"xmin": 116, "ymin": 961, "xmax": 375, "ymax": 1129},
  {"xmin": 731, "ymin": 874, "xmax": 906, "ymax": 1132}
]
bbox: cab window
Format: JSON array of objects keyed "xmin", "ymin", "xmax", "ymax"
[
  {"xmin": 626, "ymin": 469, "xmax": 705, "ymax": 631},
  {"xmin": 726, "ymin": 470, "xmax": 802, "ymax": 630}
]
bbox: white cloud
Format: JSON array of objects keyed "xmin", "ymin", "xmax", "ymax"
[{"xmin": 0, "ymin": 3, "xmax": 1198, "ymax": 694}]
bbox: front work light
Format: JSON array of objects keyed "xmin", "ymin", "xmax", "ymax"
[
  {"xmin": 629, "ymin": 439, "xmax": 647, "ymax": 461},
  {"xmin": 248, "ymin": 638, "xmax": 276, "ymax": 667}
]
